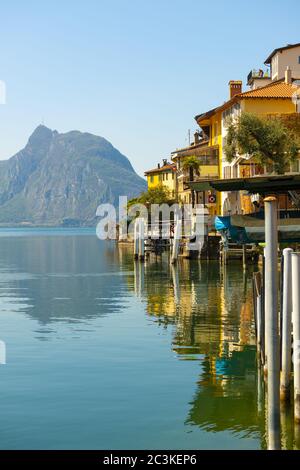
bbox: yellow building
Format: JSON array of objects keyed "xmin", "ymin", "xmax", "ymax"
[
  {"xmin": 193, "ymin": 73, "xmax": 300, "ymax": 215},
  {"xmin": 171, "ymin": 131, "xmax": 220, "ymax": 214},
  {"xmin": 144, "ymin": 159, "xmax": 177, "ymax": 198}
]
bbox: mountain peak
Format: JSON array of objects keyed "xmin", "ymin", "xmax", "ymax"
[
  {"xmin": 28, "ymin": 125, "xmax": 54, "ymax": 146},
  {"xmin": 0, "ymin": 126, "xmax": 146, "ymax": 226}
]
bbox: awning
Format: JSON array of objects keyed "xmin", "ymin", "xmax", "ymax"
[{"xmin": 188, "ymin": 174, "xmax": 300, "ymax": 194}]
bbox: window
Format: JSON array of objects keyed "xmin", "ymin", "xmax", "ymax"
[
  {"xmin": 298, "ymin": 56, "xmax": 300, "ymax": 64},
  {"xmin": 166, "ymin": 173, "xmax": 168, "ymax": 180}
]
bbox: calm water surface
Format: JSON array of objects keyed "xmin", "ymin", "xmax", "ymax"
[{"xmin": 0, "ymin": 229, "xmax": 293, "ymax": 449}]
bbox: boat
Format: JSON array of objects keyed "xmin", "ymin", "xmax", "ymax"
[{"xmin": 215, "ymin": 210, "xmax": 300, "ymax": 243}]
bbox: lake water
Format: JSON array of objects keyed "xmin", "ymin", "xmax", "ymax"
[{"xmin": 0, "ymin": 229, "xmax": 294, "ymax": 449}]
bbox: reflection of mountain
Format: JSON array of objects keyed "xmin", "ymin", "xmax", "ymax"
[{"xmin": 0, "ymin": 235, "xmax": 130, "ymax": 325}]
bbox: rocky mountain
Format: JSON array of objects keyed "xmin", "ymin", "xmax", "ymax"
[{"xmin": 0, "ymin": 126, "xmax": 146, "ymax": 226}]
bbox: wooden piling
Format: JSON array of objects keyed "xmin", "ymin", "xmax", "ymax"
[
  {"xmin": 280, "ymin": 248, "xmax": 293, "ymax": 401},
  {"xmin": 139, "ymin": 218, "xmax": 145, "ymax": 261},
  {"xmin": 292, "ymin": 252, "xmax": 300, "ymax": 423},
  {"xmin": 264, "ymin": 196, "xmax": 280, "ymax": 450},
  {"xmin": 134, "ymin": 218, "xmax": 139, "ymax": 260}
]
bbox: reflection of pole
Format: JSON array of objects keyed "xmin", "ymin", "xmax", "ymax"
[
  {"xmin": 264, "ymin": 196, "xmax": 280, "ymax": 450},
  {"xmin": 171, "ymin": 264, "xmax": 180, "ymax": 304},
  {"xmin": 242, "ymin": 244, "xmax": 247, "ymax": 271},
  {"xmin": 292, "ymin": 253, "xmax": 300, "ymax": 423},
  {"xmin": 280, "ymin": 403, "xmax": 291, "ymax": 450},
  {"xmin": 138, "ymin": 259, "xmax": 144, "ymax": 297},
  {"xmin": 256, "ymin": 294, "xmax": 262, "ymax": 356},
  {"xmin": 280, "ymin": 248, "xmax": 293, "ymax": 401},
  {"xmin": 134, "ymin": 259, "xmax": 139, "ymax": 295},
  {"xmin": 257, "ymin": 362, "xmax": 263, "ymax": 416},
  {"xmin": 295, "ymin": 424, "xmax": 300, "ymax": 450},
  {"xmin": 171, "ymin": 219, "xmax": 182, "ymax": 264}
]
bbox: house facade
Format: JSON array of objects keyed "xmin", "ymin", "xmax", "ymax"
[
  {"xmin": 264, "ymin": 43, "xmax": 300, "ymax": 81},
  {"xmin": 144, "ymin": 159, "xmax": 177, "ymax": 199},
  {"xmin": 170, "ymin": 131, "xmax": 220, "ymax": 214}
]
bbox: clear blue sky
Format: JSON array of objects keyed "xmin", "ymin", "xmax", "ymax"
[{"xmin": 0, "ymin": 0, "xmax": 299, "ymax": 176}]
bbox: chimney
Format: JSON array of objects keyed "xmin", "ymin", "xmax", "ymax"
[
  {"xmin": 162, "ymin": 158, "xmax": 168, "ymax": 166},
  {"xmin": 285, "ymin": 66, "xmax": 292, "ymax": 84},
  {"xmin": 194, "ymin": 131, "xmax": 200, "ymax": 144},
  {"xmin": 229, "ymin": 80, "xmax": 242, "ymax": 99},
  {"xmin": 157, "ymin": 163, "xmax": 160, "ymax": 169}
]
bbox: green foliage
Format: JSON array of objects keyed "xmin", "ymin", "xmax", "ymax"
[
  {"xmin": 127, "ymin": 184, "xmax": 174, "ymax": 207},
  {"xmin": 224, "ymin": 113, "xmax": 300, "ymax": 175},
  {"xmin": 181, "ymin": 156, "xmax": 201, "ymax": 179}
]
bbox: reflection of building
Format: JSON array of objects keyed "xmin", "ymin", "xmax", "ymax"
[
  {"xmin": 186, "ymin": 348, "xmax": 262, "ymax": 439},
  {"xmin": 123, "ymin": 250, "xmax": 263, "ymax": 442}
]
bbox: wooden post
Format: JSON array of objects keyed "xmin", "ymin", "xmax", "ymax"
[
  {"xmin": 134, "ymin": 218, "xmax": 139, "ymax": 260},
  {"xmin": 280, "ymin": 248, "xmax": 293, "ymax": 401},
  {"xmin": 292, "ymin": 252, "xmax": 300, "ymax": 423},
  {"xmin": 139, "ymin": 218, "xmax": 145, "ymax": 261},
  {"xmin": 264, "ymin": 196, "xmax": 280, "ymax": 450}
]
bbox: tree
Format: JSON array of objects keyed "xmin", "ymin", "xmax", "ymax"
[
  {"xmin": 127, "ymin": 184, "xmax": 174, "ymax": 208},
  {"xmin": 181, "ymin": 156, "xmax": 201, "ymax": 181},
  {"xmin": 224, "ymin": 112, "xmax": 299, "ymax": 175},
  {"xmin": 181, "ymin": 156, "xmax": 201, "ymax": 207}
]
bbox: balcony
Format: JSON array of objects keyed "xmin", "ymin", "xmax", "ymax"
[{"xmin": 247, "ymin": 69, "xmax": 270, "ymax": 86}]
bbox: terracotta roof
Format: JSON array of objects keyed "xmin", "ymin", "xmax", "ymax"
[
  {"xmin": 238, "ymin": 80, "xmax": 299, "ymax": 99},
  {"xmin": 144, "ymin": 163, "xmax": 176, "ymax": 175},
  {"xmin": 195, "ymin": 80, "xmax": 300, "ymax": 124},
  {"xmin": 265, "ymin": 43, "xmax": 300, "ymax": 64}
]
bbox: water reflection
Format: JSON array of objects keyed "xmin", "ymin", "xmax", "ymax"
[
  {"xmin": 0, "ymin": 233, "xmax": 298, "ymax": 449},
  {"xmin": 119, "ymin": 246, "xmax": 300, "ymax": 449},
  {"xmin": 119, "ymin": 248, "xmax": 264, "ymax": 442},
  {"xmin": 0, "ymin": 235, "xmax": 130, "ymax": 327}
]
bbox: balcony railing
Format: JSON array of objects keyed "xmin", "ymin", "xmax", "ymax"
[{"xmin": 247, "ymin": 69, "xmax": 270, "ymax": 85}]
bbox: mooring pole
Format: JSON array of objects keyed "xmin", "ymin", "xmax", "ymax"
[
  {"xmin": 139, "ymin": 218, "xmax": 145, "ymax": 261},
  {"xmin": 264, "ymin": 196, "xmax": 280, "ymax": 450},
  {"xmin": 292, "ymin": 252, "xmax": 300, "ymax": 423},
  {"xmin": 280, "ymin": 248, "xmax": 293, "ymax": 401},
  {"xmin": 134, "ymin": 218, "xmax": 139, "ymax": 260}
]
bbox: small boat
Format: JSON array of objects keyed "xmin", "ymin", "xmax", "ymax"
[{"xmin": 215, "ymin": 210, "xmax": 300, "ymax": 243}]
